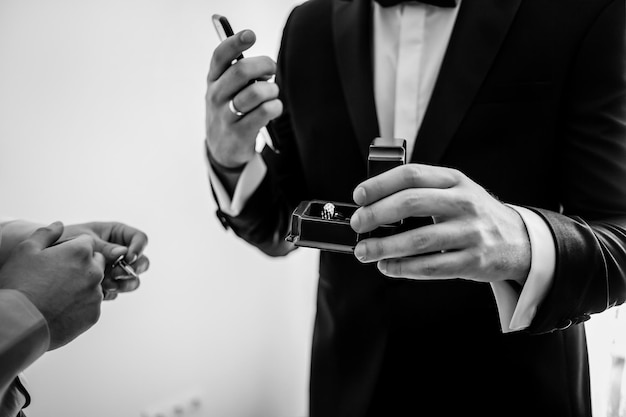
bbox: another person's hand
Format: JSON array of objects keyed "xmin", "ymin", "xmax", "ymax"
[
  {"xmin": 205, "ymin": 29, "xmax": 282, "ymax": 167},
  {"xmin": 61, "ymin": 222, "xmax": 149, "ymax": 299},
  {"xmin": 0, "ymin": 222, "xmax": 106, "ymax": 350},
  {"xmin": 350, "ymin": 164, "xmax": 531, "ymax": 283}
]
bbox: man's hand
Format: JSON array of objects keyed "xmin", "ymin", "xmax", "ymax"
[
  {"xmin": 61, "ymin": 222, "xmax": 149, "ymax": 300},
  {"xmin": 0, "ymin": 222, "xmax": 106, "ymax": 350},
  {"xmin": 205, "ymin": 29, "xmax": 282, "ymax": 167},
  {"xmin": 350, "ymin": 164, "xmax": 531, "ymax": 283}
]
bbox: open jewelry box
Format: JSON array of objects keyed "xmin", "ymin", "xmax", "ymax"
[{"xmin": 285, "ymin": 138, "xmax": 407, "ymax": 253}]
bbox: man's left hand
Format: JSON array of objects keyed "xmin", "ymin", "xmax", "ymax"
[{"xmin": 350, "ymin": 164, "xmax": 531, "ymax": 283}]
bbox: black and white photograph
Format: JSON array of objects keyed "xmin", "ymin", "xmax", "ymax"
[{"xmin": 1, "ymin": 0, "xmax": 626, "ymax": 416}]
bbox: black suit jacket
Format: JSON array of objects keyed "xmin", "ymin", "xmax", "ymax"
[{"xmin": 215, "ymin": 0, "xmax": 626, "ymax": 415}]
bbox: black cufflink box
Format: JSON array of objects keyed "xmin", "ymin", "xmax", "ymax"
[{"xmin": 285, "ymin": 138, "xmax": 406, "ymax": 253}]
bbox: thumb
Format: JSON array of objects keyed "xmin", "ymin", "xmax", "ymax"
[
  {"xmin": 93, "ymin": 237, "xmax": 128, "ymax": 264},
  {"xmin": 27, "ymin": 221, "xmax": 65, "ymax": 250}
]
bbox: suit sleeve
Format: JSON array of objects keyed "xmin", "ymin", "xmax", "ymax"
[
  {"xmin": 0, "ymin": 290, "xmax": 50, "ymax": 414},
  {"xmin": 526, "ymin": 0, "xmax": 626, "ymax": 334},
  {"xmin": 212, "ymin": 8, "xmax": 310, "ymax": 257}
]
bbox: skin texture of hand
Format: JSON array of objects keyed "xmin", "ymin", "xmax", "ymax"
[
  {"xmin": 0, "ymin": 222, "xmax": 106, "ymax": 350},
  {"xmin": 350, "ymin": 164, "xmax": 532, "ymax": 284},
  {"xmin": 205, "ymin": 29, "xmax": 283, "ymax": 168},
  {"xmin": 61, "ymin": 222, "xmax": 150, "ymax": 300}
]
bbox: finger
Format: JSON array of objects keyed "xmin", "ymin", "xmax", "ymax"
[
  {"xmin": 125, "ymin": 232, "xmax": 148, "ymax": 264},
  {"xmin": 238, "ymin": 98, "xmax": 283, "ymax": 130},
  {"xmin": 27, "ymin": 221, "xmax": 65, "ymax": 250},
  {"xmin": 103, "ymin": 290, "xmax": 118, "ymax": 301},
  {"xmin": 354, "ymin": 220, "xmax": 473, "ymax": 263},
  {"xmin": 93, "ymin": 238, "xmax": 128, "ymax": 264},
  {"xmin": 107, "ymin": 264, "xmax": 136, "ymax": 281},
  {"xmin": 105, "ymin": 223, "xmax": 148, "ymax": 263},
  {"xmin": 378, "ymin": 250, "xmax": 475, "ymax": 280},
  {"xmin": 351, "ymin": 188, "xmax": 459, "ymax": 233},
  {"xmin": 231, "ymin": 81, "xmax": 279, "ymax": 115},
  {"xmin": 116, "ymin": 277, "xmax": 140, "ymax": 293},
  {"xmin": 132, "ymin": 255, "xmax": 150, "ymax": 275},
  {"xmin": 101, "ymin": 276, "xmax": 118, "ymax": 291},
  {"xmin": 103, "ymin": 276, "xmax": 140, "ymax": 293},
  {"xmin": 353, "ymin": 164, "xmax": 462, "ymax": 206},
  {"xmin": 214, "ymin": 56, "xmax": 277, "ymax": 103},
  {"xmin": 104, "ymin": 255, "xmax": 147, "ymax": 284},
  {"xmin": 208, "ymin": 29, "xmax": 256, "ymax": 82}
]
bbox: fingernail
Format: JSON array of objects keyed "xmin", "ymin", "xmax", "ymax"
[
  {"xmin": 350, "ymin": 213, "xmax": 361, "ymax": 231},
  {"xmin": 127, "ymin": 254, "xmax": 138, "ymax": 264},
  {"xmin": 354, "ymin": 187, "xmax": 366, "ymax": 205},
  {"xmin": 240, "ymin": 30, "xmax": 254, "ymax": 43},
  {"xmin": 354, "ymin": 245, "xmax": 367, "ymax": 262},
  {"xmin": 378, "ymin": 261, "xmax": 387, "ymax": 274}
]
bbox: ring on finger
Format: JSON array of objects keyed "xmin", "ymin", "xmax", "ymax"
[{"xmin": 228, "ymin": 99, "xmax": 245, "ymax": 117}]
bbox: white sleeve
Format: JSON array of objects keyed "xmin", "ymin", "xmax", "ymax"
[
  {"xmin": 490, "ymin": 205, "xmax": 556, "ymax": 333},
  {"xmin": 207, "ymin": 153, "xmax": 268, "ymax": 217}
]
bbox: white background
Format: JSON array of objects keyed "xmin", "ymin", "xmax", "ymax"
[
  {"xmin": 0, "ymin": 0, "xmax": 620, "ymax": 416},
  {"xmin": 0, "ymin": 1, "xmax": 316, "ymax": 416}
]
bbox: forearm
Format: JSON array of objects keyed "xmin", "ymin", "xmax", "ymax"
[
  {"xmin": 206, "ymin": 141, "xmax": 243, "ymax": 199},
  {"xmin": 526, "ymin": 211, "xmax": 626, "ymax": 334},
  {"xmin": 217, "ymin": 169, "xmax": 297, "ymax": 257},
  {"xmin": 206, "ymin": 146, "xmax": 299, "ymax": 258}
]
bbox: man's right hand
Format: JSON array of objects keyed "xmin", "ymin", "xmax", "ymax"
[
  {"xmin": 205, "ymin": 29, "xmax": 283, "ymax": 168},
  {"xmin": 0, "ymin": 221, "xmax": 106, "ymax": 350}
]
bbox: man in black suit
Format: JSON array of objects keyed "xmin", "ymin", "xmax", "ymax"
[{"xmin": 205, "ymin": 0, "xmax": 626, "ymax": 416}]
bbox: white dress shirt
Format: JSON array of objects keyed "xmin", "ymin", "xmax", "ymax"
[{"xmin": 208, "ymin": 0, "xmax": 556, "ymax": 332}]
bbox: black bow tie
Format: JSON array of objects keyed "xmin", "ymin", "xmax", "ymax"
[{"xmin": 375, "ymin": 0, "xmax": 458, "ymax": 7}]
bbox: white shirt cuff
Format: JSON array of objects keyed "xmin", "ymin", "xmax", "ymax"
[
  {"xmin": 490, "ymin": 205, "xmax": 556, "ymax": 333},
  {"xmin": 207, "ymin": 153, "xmax": 267, "ymax": 217}
]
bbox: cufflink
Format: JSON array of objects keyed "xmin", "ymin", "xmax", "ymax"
[{"xmin": 112, "ymin": 255, "xmax": 138, "ymax": 280}]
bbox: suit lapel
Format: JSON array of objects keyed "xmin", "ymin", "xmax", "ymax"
[
  {"xmin": 412, "ymin": 0, "xmax": 522, "ymax": 164},
  {"xmin": 333, "ymin": 0, "xmax": 380, "ymax": 162}
]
